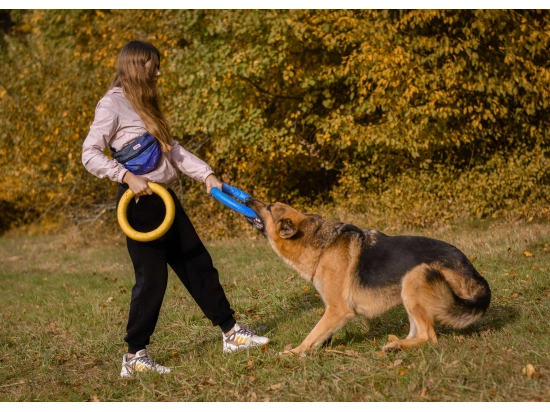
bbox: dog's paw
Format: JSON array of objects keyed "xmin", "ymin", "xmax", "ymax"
[
  {"xmin": 278, "ymin": 344, "xmax": 308, "ymax": 357},
  {"xmin": 382, "ymin": 341, "xmax": 403, "ymax": 352}
]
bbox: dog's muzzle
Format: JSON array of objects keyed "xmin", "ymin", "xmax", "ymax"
[{"xmin": 245, "ymin": 216, "xmax": 264, "ymax": 230}]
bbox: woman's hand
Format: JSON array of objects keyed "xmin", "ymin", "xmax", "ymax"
[
  {"xmin": 205, "ymin": 174, "xmax": 223, "ymax": 194},
  {"xmin": 122, "ymin": 171, "xmax": 153, "ymax": 196}
]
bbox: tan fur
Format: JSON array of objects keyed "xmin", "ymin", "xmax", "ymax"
[{"xmin": 246, "ymin": 199, "xmax": 490, "ymax": 354}]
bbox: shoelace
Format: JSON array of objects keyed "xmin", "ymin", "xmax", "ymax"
[
  {"xmin": 128, "ymin": 354, "xmax": 158, "ymax": 369},
  {"xmin": 234, "ymin": 326, "xmax": 256, "ymax": 338}
]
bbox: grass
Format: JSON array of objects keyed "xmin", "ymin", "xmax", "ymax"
[{"xmin": 0, "ymin": 220, "xmax": 549, "ymax": 402}]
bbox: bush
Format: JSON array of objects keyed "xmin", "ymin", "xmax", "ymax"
[{"xmin": 1, "ymin": 10, "xmax": 549, "ymax": 237}]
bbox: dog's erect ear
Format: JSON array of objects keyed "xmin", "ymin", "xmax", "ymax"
[{"xmin": 279, "ymin": 218, "xmax": 298, "ymax": 239}]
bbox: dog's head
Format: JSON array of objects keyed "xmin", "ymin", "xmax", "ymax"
[{"xmin": 245, "ymin": 197, "xmax": 321, "ymax": 241}]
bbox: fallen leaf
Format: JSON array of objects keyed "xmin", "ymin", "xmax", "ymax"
[
  {"xmin": 420, "ymin": 387, "xmax": 428, "ymax": 397},
  {"xmin": 375, "ymin": 351, "xmax": 387, "ymax": 358},
  {"xmin": 523, "ymin": 251, "xmax": 534, "ymax": 257},
  {"xmin": 315, "ymin": 308, "xmax": 325, "ymax": 315},
  {"xmin": 249, "ymin": 376, "xmax": 256, "ymax": 383},
  {"xmin": 397, "ymin": 367, "xmax": 408, "ymax": 376},
  {"xmin": 302, "ymin": 286, "xmax": 310, "ymax": 291},
  {"xmin": 48, "ymin": 322, "xmax": 56, "ymax": 329},
  {"xmin": 106, "ymin": 297, "xmax": 113, "ymax": 303},
  {"xmin": 522, "ymin": 364, "xmax": 542, "ymax": 379},
  {"xmin": 344, "ymin": 349, "xmax": 359, "ymax": 357},
  {"xmin": 173, "ymin": 284, "xmax": 179, "ymax": 291},
  {"xmin": 387, "ymin": 334, "xmax": 399, "ymax": 342},
  {"xmin": 393, "ymin": 359, "xmax": 403, "ymax": 367},
  {"xmin": 511, "ymin": 293, "xmax": 519, "ymax": 298},
  {"xmin": 269, "ymin": 383, "xmax": 283, "ymax": 391},
  {"xmin": 43, "ymin": 277, "xmax": 48, "ymax": 281}
]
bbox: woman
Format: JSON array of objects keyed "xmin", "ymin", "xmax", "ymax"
[{"xmin": 82, "ymin": 40, "xmax": 268, "ymax": 378}]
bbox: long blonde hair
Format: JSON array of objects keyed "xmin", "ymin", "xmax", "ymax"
[{"xmin": 110, "ymin": 40, "xmax": 173, "ymax": 152}]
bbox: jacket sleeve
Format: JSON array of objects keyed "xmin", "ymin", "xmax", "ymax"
[
  {"xmin": 81, "ymin": 101, "xmax": 128, "ymax": 183},
  {"xmin": 169, "ymin": 141, "xmax": 215, "ymax": 183}
]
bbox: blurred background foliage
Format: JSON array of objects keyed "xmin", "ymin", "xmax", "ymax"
[{"xmin": 0, "ymin": 10, "xmax": 549, "ymax": 238}]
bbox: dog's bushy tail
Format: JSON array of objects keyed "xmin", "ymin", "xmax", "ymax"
[{"xmin": 427, "ymin": 266, "xmax": 491, "ymax": 329}]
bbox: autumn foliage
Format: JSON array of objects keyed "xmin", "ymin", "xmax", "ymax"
[{"xmin": 1, "ymin": 10, "xmax": 549, "ymax": 236}]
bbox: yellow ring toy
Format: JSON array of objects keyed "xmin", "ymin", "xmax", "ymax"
[{"xmin": 117, "ymin": 182, "xmax": 175, "ymax": 242}]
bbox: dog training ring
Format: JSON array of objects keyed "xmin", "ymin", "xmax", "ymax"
[
  {"xmin": 117, "ymin": 182, "xmax": 175, "ymax": 242},
  {"xmin": 210, "ymin": 184, "xmax": 258, "ymax": 219}
]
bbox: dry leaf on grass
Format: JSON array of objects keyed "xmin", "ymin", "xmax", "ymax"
[
  {"xmin": 315, "ymin": 308, "xmax": 325, "ymax": 315},
  {"xmin": 522, "ymin": 364, "xmax": 542, "ymax": 379},
  {"xmin": 523, "ymin": 251, "xmax": 534, "ymax": 257},
  {"xmin": 269, "ymin": 383, "xmax": 283, "ymax": 391},
  {"xmin": 302, "ymin": 286, "xmax": 310, "ymax": 291},
  {"xmin": 420, "ymin": 387, "xmax": 428, "ymax": 397},
  {"xmin": 397, "ymin": 367, "xmax": 408, "ymax": 376},
  {"xmin": 375, "ymin": 351, "xmax": 387, "ymax": 358},
  {"xmin": 344, "ymin": 349, "xmax": 359, "ymax": 357}
]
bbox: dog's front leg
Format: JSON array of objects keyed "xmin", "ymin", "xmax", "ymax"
[{"xmin": 286, "ymin": 306, "xmax": 355, "ymax": 355}]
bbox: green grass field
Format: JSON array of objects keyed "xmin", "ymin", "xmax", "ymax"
[{"xmin": 1, "ymin": 221, "xmax": 549, "ymax": 401}]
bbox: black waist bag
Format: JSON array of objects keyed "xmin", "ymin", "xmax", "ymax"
[{"xmin": 110, "ymin": 132, "xmax": 162, "ymax": 175}]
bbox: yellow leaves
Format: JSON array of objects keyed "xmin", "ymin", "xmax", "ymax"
[
  {"xmin": 523, "ymin": 251, "xmax": 534, "ymax": 257},
  {"xmin": 397, "ymin": 367, "xmax": 408, "ymax": 376},
  {"xmin": 522, "ymin": 364, "xmax": 542, "ymax": 379},
  {"xmin": 301, "ymin": 286, "xmax": 310, "ymax": 291},
  {"xmin": 315, "ymin": 308, "xmax": 325, "ymax": 316}
]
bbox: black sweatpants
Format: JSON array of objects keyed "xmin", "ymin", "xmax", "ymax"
[{"xmin": 116, "ymin": 184, "xmax": 236, "ymax": 354}]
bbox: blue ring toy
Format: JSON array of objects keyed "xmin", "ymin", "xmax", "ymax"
[{"xmin": 211, "ymin": 184, "xmax": 258, "ymax": 219}]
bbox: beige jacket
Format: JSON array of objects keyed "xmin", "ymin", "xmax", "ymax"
[{"xmin": 82, "ymin": 87, "xmax": 214, "ymax": 185}]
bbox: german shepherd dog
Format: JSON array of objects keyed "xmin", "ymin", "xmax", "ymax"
[{"xmin": 245, "ymin": 198, "xmax": 491, "ymax": 354}]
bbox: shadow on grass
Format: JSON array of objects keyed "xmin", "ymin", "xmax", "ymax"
[
  {"xmin": 451, "ymin": 303, "xmax": 521, "ymax": 337},
  {"xmin": 258, "ymin": 293, "xmax": 522, "ymax": 349},
  {"xmin": 181, "ymin": 290, "xmax": 521, "ymax": 354}
]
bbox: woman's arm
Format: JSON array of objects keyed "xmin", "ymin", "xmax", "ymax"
[
  {"xmin": 169, "ymin": 141, "xmax": 222, "ymax": 193},
  {"xmin": 82, "ymin": 102, "xmax": 128, "ymax": 183}
]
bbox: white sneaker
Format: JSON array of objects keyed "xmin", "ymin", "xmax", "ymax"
[
  {"xmin": 120, "ymin": 349, "xmax": 171, "ymax": 378},
  {"xmin": 222, "ymin": 323, "xmax": 270, "ymax": 353}
]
